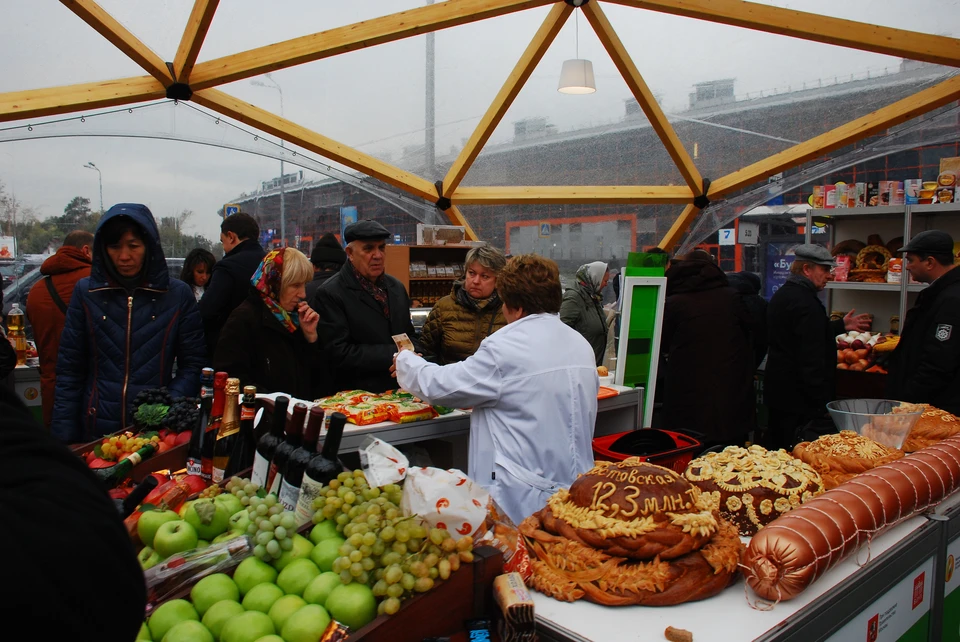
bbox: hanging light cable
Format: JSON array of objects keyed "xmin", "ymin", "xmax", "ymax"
[{"xmin": 558, "ymin": 8, "xmax": 596, "ymax": 94}]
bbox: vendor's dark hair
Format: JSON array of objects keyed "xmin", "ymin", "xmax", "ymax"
[
  {"xmin": 99, "ymin": 216, "xmax": 145, "ymax": 246},
  {"xmin": 496, "ymin": 254, "xmax": 562, "ymax": 315},
  {"xmin": 220, "ymin": 212, "xmax": 259, "ymax": 242},
  {"xmin": 914, "ymin": 251, "xmax": 955, "ymax": 267},
  {"xmin": 181, "ymin": 248, "xmax": 216, "ymax": 286}
]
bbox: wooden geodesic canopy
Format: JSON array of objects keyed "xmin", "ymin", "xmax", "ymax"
[{"xmin": 3, "ymin": 0, "xmax": 959, "ymax": 248}]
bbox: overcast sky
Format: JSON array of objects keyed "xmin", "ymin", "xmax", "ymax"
[{"xmin": 0, "ymin": 0, "xmax": 957, "ymax": 246}]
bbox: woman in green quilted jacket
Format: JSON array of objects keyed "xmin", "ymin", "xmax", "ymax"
[{"xmin": 419, "ymin": 244, "xmax": 507, "ymax": 364}]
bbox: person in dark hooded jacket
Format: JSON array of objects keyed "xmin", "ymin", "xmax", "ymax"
[
  {"xmin": 51, "ymin": 204, "xmax": 206, "ymax": 443},
  {"xmin": 726, "ymin": 271, "xmax": 768, "ymax": 368},
  {"xmin": 304, "ymin": 232, "xmax": 347, "ymax": 303},
  {"xmin": 660, "ymin": 258, "xmax": 755, "ymax": 447}
]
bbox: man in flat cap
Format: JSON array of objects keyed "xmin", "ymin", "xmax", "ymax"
[
  {"xmin": 313, "ymin": 219, "xmax": 420, "ymax": 393},
  {"xmin": 887, "ymin": 230, "xmax": 960, "ymax": 413},
  {"xmin": 763, "ymin": 244, "xmax": 871, "ymax": 449}
]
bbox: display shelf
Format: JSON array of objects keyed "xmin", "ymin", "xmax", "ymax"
[
  {"xmin": 826, "ymin": 281, "xmax": 927, "ymax": 292},
  {"xmin": 810, "ymin": 204, "xmax": 911, "ymax": 219},
  {"xmin": 410, "ymin": 276, "xmax": 458, "ymax": 281}
]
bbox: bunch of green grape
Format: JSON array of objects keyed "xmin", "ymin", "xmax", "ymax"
[
  {"xmin": 310, "ymin": 470, "xmax": 475, "ymax": 616},
  {"xmin": 225, "ymin": 476, "xmax": 297, "ymax": 562}
]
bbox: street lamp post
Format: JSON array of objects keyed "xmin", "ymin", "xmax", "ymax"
[
  {"xmin": 83, "ymin": 162, "xmax": 103, "ymax": 213},
  {"xmin": 251, "ymin": 75, "xmax": 286, "ymax": 247}
]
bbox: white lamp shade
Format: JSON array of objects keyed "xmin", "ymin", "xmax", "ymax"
[{"xmin": 558, "ymin": 59, "xmax": 596, "ymax": 94}]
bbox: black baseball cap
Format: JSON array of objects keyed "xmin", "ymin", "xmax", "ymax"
[
  {"xmin": 344, "ymin": 219, "xmax": 390, "ymax": 244},
  {"xmin": 897, "ymin": 230, "xmax": 955, "ymax": 255}
]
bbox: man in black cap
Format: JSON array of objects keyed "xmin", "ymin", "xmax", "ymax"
[
  {"xmin": 764, "ymin": 244, "xmax": 871, "ymax": 449},
  {"xmin": 887, "ymin": 230, "xmax": 960, "ymax": 413},
  {"xmin": 305, "ymin": 232, "xmax": 347, "ymax": 302},
  {"xmin": 313, "ymin": 219, "xmax": 420, "ymax": 392}
]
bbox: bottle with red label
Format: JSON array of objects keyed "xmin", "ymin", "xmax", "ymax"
[
  {"xmin": 225, "ymin": 385, "xmax": 258, "ymax": 478},
  {"xmin": 201, "ymin": 372, "xmax": 228, "ymax": 480}
]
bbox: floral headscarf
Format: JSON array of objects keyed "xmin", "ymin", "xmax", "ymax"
[
  {"xmin": 251, "ymin": 249, "xmax": 300, "ymax": 333},
  {"xmin": 576, "ymin": 261, "xmax": 609, "ymax": 303}
]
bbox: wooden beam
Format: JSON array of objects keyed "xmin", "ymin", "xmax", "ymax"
[
  {"xmin": 0, "ymin": 75, "xmax": 166, "ymax": 123},
  {"xmin": 583, "ymin": 2, "xmax": 703, "ymax": 194},
  {"xmin": 608, "ymin": 0, "xmax": 960, "ymax": 68},
  {"xmin": 61, "ymin": 0, "xmax": 172, "ymax": 84},
  {"xmin": 451, "ymin": 185, "xmax": 693, "ymax": 205},
  {"xmin": 443, "ymin": 205, "xmax": 479, "ymax": 241},
  {"xmin": 711, "ymin": 73, "xmax": 960, "ymax": 197},
  {"xmin": 189, "ymin": 0, "xmax": 553, "ymax": 90},
  {"xmin": 658, "ymin": 203, "xmax": 700, "ymax": 251},
  {"xmin": 174, "ymin": 0, "xmax": 220, "ymax": 82},
  {"xmin": 442, "ymin": 3, "xmax": 571, "ymax": 196},
  {"xmin": 192, "ymin": 88, "xmax": 438, "ymax": 201}
]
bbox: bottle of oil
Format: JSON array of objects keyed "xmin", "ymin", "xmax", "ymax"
[{"xmin": 7, "ymin": 303, "xmax": 26, "ymax": 366}]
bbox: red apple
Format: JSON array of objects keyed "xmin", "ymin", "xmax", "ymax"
[
  {"xmin": 851, "ymin": 339, "xmax": 865, "ymax": 350},
  {"xmin": 837, "ymin": 340, "xmax": 850, "ymax": 349},
  {"xmin": 175, "ymin": 431, "xmax": 192, "ymax": 446},
  {"xmin": 180, "ymin": 475, "xmax": 208, "ymax": 495},
  {"xmin": 157, "ymin": 441, "xmax": 171, "ymax": 454},
  {"xmin": 164, "ymin": 433, "xmax": 178, "ymax": 448}
]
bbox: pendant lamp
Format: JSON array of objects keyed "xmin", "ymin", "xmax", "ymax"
[{"xmin": 558, "ymin": 8, "xmax": 596, "ymax": 94}]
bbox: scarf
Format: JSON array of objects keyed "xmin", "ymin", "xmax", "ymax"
[
  {"xmin": 576, "ymin": 261, "xmax": 609, "ymax": 303},
  {"xmin": 251, "ymin": 249, "xmax": 299, "ymax": 333},
  {"xmin": 352, "ymin": 262, "xmax": 390, "ymax": 318}
]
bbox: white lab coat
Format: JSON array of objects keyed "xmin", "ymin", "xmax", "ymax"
[{"xmin": 397, "ymin": 313, "xmax": 599, "ymax": 524}]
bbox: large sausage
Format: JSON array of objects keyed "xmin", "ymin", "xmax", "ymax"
[{"xmin": 743, "ymin": 437, "xmax": 960, "ymax": 601}]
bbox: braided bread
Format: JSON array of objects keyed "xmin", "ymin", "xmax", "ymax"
[
  {"xmin": 902, "ymin": 405, "xmax": 960, "ymax": 452},
  {"xmin": 792, "ymin": 431, "xmax": 903, "ymax": 489}
]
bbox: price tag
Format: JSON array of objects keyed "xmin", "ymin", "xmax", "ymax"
[{"xmin": 718, "ymin": 228, "xmax": 736, "ymax": 245}]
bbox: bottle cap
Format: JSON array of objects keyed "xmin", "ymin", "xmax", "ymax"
[
  {"xmin": 225, "ymin": 378, "xmax": 241, "ymax": 395},
  {"xmin": 243, "ymin": 385, "xmax": 257, "ymax": 400},
  {"xmin": 213, "ymin": 371, "xmax": 228, "ymax": 387}
]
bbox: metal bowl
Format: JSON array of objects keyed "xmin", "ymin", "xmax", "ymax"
[{"xmin": 826, "ymin": 399, "xmax": 923, "ymax": 449}]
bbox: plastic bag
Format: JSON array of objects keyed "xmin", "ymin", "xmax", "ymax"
[
  {"xmin": 359, "ymin": 436, "xmax": 409, "ymax": 487},
  {"xmin": 401, "ymin": 466, "xmax": 489, "ymax": 540}
]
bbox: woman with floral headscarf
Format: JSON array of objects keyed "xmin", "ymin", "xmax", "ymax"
[
  {"xmin": 560, "ymin": 260, "xmax": 610, "ymax": 366},
  {"xmin": 214, "ymin": 247, "xmax": 333, "ymax": 399}
]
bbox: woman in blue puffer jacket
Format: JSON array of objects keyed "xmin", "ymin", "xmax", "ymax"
[{"xmin": 51, "ymin": 204, "xmax": 206, "ymax": 443}]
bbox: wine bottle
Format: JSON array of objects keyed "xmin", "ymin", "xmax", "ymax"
[
  {"xmin": 280, "ymin": 406, "xmax": 323, "ymax": 511},
  {"xmin": 295, "ymin": 412, "xmax": 347, "ymax": 526},
  {"xmin": 267, "ymin": 402, "xmax": 306, "ymax": 496},
  {"xmin": 93, "ymin": 443, "xmax": 157, "ymax": 489},
  {"xmin": 211, "ymin": 378, "xmax": 241, "ymax": 483},
  {"xmin": 185, "ymin": 368, "xmax": 214, "ymax": 477},
  {"xmin": 201, "ymin": 371, "xmax": 228, "ymax": 480},
  {"xmin": 226, "ymin": 385, "xmax": 258, "ymax": 478},
  {"xmin": 252, "ymin": 395, "xmax": 289, "ymax": 488},
  {"xmin": 114, "ymin": 475, "xmax": 159, "ymax": 517}
]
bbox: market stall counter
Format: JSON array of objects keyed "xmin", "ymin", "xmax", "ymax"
[{"xmin": 533, "ymin": 515, "xmax": 938, "ymax": 642}]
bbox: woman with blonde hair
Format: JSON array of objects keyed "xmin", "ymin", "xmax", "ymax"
[{"xmin": 214, "ymin": 247, "xmax": 333, "ymax": 398}]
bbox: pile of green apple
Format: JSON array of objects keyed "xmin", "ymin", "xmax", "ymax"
[{"xmin": 138, "ymin": 549, "xmax": 377, "ymax": 641}]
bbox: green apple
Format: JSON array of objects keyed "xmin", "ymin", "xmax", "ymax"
[
  {"xmin": 138, "ymin": 546, "xmax": 161, "ymax": 570},
  {"xmin": 179, "ymin": 500, "xmax": 193, "ymax": 518},
  {"xmin": 309, "ymin": 520, "xmax": 340, "ymax": 545},
  {"xmin": 233, "ymin": 557, "xmax": 279, "ymax": 596},
  {"xmin": 281, "ymin": 604, "xmax": 331, "ymax": 642},
  {"xmin": 309, "ymin": 537, "xmax": 345, "ymax": 573},
  {"xmin": 324, "ymin": 583, "xmax": 377, "ymax": 631},
  {"xmin": 153, "ymin": 521, "xmax": 199, "ymax": 558},
  {"xmin": 138, "ymin": 509, "xmax": 180, "ymax": 548},
  {"xmin": 220, "ymin": 610, "xmax": 275, "ymax": 642},
  {"xmin": 161, "ymin": 620, "xmax": 213, "ymax": 642},
  {"xmin": 303, "ymin": 572, "xmax": 341, "ymax": 607},
  {"xmin": 148, "ymin": 599, "xmax": 199, "ymax": 641},
  {"xmin": 212, "ymin": 531, "xmax": 243, "ymax": 545},
  {"xmin": 214, "ymin": 493, "xmax": 243, "ymax": 517},
  {"xmin": 242, "ymin": 583, "xmax": 284, "ymax": 613},
  {"xmin": 201, "ymin": 599, "xmax": 244, "ymax": 641},
  {"xmin": 253, "ymin": 637, "xmax": 284, "ymax": 642},
  {"xmin": 228, "ymin": 510, "xmax": 251, "ymax": 534},
  {"xmin": 276, "ymin": 558, "xmax": 320, "ymax": 596},
  {"xmin": 272, "ymin": 534, "xmax": 314, "ymax": 572},
  {"xmin": 190, "ymin": 574, "xmax": 239, "ymax": 617},
  {"xmin": 267, "ymin": 595, "xmax": 306, "ymax": 632},
  {"xmin": 183, "ymin": 499, "xmax": 231, "ymax": 540},
  {"xmin": 137, "ymin": 622, "xmax": 152, "ymax": 640},
  {"xmin": 197, "ymin": 539, "xmax": 211, "ymax": 549}
]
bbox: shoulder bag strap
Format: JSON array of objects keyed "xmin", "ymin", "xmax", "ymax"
[{"xmin": 45, "ymin": 276, "xmax": 68, "ymax": 314}]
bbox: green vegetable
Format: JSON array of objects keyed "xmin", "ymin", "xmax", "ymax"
[
  {"xmin": 135, "ymin": 403, "xmax": 170, "ymax": 427},
  {"xmin": 433, "ymin": 405, "xmax": 454, "ymax": 415}
]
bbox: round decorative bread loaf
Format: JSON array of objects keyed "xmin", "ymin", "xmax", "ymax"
[
  {"xmin": 537, "ymin": 459, "xmax": 720, "ymax": 560},
  {"xmin": 792, "ymin": 430, "xmax": 903, "ymax": 489},
  {"xmin": 856, "ymin": 245, "xmax": 891, "ymax": 269},
  {"xmin": 684, "ymin": 445, "xmax": 824, "ymax": 536},
  {"xmin": 902, "ymin": 404, "xmax": 960, "ymax": 452}
]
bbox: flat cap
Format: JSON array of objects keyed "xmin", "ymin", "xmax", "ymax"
[
  {"xmin": 897, "ymin": 230, "xmax": 955, "ymax": 255},
  {"xmin": 344, "ymin": 219, "xmax": 390, "ymax": 244},
  {"xmin": 794, "ymin": 244, "xmax": 835, "ymax": 266}
]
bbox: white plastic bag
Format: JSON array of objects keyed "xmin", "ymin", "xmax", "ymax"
[{"xmin": 400, "ymin": 466, "xmax": 490, "ymax": 540}]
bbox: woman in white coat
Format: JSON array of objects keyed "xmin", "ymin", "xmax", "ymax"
[{"xmin": 395, "ymin": 254, "xmax": 599, "ymax": 524}]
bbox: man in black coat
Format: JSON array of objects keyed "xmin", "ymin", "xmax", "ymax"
[
  {"xmin": 887, "ymin": 230, "xmax": 960, "ymax": 414},
  {"xmin": 313, "ymin": 220, "xmax": 421, "ymax": 393},
  {"xmin": 660, "ymin": 257, "xmax": 755, "ymax": 447},
  {"xmin": 305, "ymin": 232, "xmax": 347, "ymax": 302},
  {"xmin": 0, "ymin": 384, "xmax": 145, "ymax": 640},
  {"xmin": 727, "ymin": 271, "xmax": 768, "ymax": 368},
  {"xmin": 765, "ymin": 244, "xmax": 871, "ymax": 450},
  {"xmin": 200, "ymin": 213, "xmax": 265, "ymax": 357}
]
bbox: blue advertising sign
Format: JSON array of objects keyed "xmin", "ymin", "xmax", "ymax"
[
  {"xmin": 764, "ymin": 242, "xmax": 797, "ymax": 299},
  {"xmin": 340, "ymin": 206, "xmax": 358, "ymax": 243}
]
